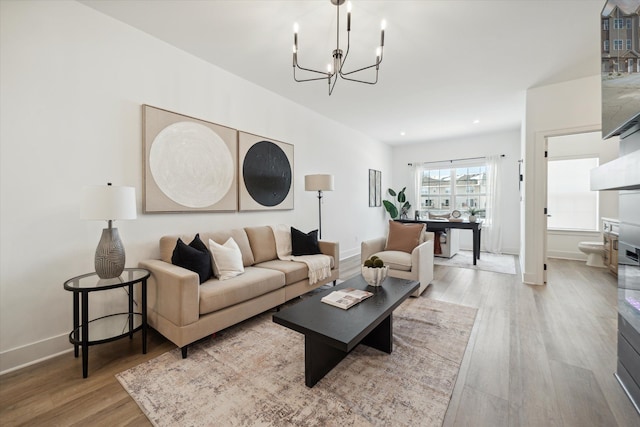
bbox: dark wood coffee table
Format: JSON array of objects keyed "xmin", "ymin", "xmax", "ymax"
[{"xmin": 272, "ymin": 275, "xmax": 419, "ymax": 387}]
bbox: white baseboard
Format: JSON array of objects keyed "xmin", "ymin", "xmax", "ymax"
[
  {"xmin": 341, "ymin": 247, "xmax": 361, "ymax": 260},
  {"xmin": 547, "ymin": 250, "xmax": 587, "ymax": 261},
  {"xmin": 0, "ymin": 333, "xmax": 71, "ymax": 376}
]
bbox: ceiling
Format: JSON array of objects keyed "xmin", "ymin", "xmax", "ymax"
[{"xmin": 80, "ymin": 0, "xmax": 605, "ymax": 145}]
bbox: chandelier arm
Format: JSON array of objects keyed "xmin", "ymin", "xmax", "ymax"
[
  {"xmin": 328, "ymin": 73, "xmax": 339, "ymax": 95},
  {"xmin": 339, "ymin": 73, "xmax": 378, "ymax": 85},
  {"xmin": 294, "ymin": 62, "xmax": 332, "ymax": 81}
]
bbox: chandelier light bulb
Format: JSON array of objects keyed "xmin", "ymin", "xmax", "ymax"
[
  {"xmin": 293, "ymin": 22, "xmax": 299, "ymax": 33},
  {"xmin": 376, "ymin": 47, "xmax": 381, "ymax": 58},
  {"xmin": 381, "ymin": 19, "xmax": 387, "ymax": 30},
  {"xmin": 347, "ymin": 1, "xmax": 352, "ymax": 13},
  {"xmin": 327, "ymin": 63, "xmax": 333, "ymax": 74}
]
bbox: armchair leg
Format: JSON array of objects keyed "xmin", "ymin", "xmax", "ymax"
[{"xmin": 181, "ymin": 346, "xmax": 188, "ymax": 359}]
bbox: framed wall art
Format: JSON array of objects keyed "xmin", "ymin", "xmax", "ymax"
[
  {"xmin": 369, "ymin": 169, "xmax": 382, "ymax": 207},
  {"xmin": 238, "ymin": 132, "xmax": 294, "ymax": 211},
  {"xmin": 142, "ymin": 105, "xmax": 238, "ymax": 213}
]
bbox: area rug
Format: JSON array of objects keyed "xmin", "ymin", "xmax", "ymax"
[
  {"xmin": 116, "ymin": 297, "xmax": 477, "ymax": 426},
  {"xmin": 434, "ymin": 250, "xmax": 517, "ymax": 275}
]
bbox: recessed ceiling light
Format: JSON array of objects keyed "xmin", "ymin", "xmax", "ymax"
[
  {"xmin": 473, "ymin": 119, "xmax": 480, "ymax": 124},
  {"xmin": 400, "ymin": 131, "xmax": 406, "ymax": 136}
]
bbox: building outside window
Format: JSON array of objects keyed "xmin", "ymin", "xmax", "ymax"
[
  {"xmin": 547, "ymin": 157, "xmax": 599, "ymax": 231},
  {"xmin": 604, "ymin": 40, "xmax": 610, "ymax": 52},
  {"xmin": 614, "ymin": 39, "xmax": 624, "ymax": 50},
  {"xmin": 417, "ymin": 164, "xmax": 487, "ymax": 219},
  {"xmin": 627, "ymin": 18, "xmax": 632, "ymax": 28},
  {"xmin": 603, "ymin": 19, "xmax": 609, "ymax": 30},
  {"xmin": 614, "ymin": 18, "xmax": 624, "ymax": 28},
  {"xmin": 627, "ymin": 39, "xmax": 632, "ymax": 50}
]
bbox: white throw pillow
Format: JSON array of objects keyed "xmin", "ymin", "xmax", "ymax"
[{"xmin": 208, "ymin": 237, "xmax": 244, "ymax": 280}]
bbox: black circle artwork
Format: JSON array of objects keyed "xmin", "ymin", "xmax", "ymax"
[{"xmin": 242, "ymin": 141, "xmax": 292, "ymax": 207}]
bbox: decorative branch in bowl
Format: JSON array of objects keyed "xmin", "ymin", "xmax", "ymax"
[{"xmin": 362, "ymin": 256, "xmax": 388, "ymax": 287}]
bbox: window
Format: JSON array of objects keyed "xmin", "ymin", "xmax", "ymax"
[
  {"xmin": 627, "ymin": 18, "xmax": 632, "ymax": 29},
  {"xmin": 614, "ymin": 18, "xmax": 624, "ymax": 29},
  {"xmin": 614, "ymin": 39, "xmax": 624, "ymax": 50},
  {"xmin": 418, "ymin": 164, "xmax": 487, "ymax": 219},
  {"xmin": 603, "ymin": 19, "xmax": 609, "ymax": 30},
  {"xmin": 627, "ymin": 39, "xmax": 632, "ymax": 50},
  {"xmin": 547, "ymin": 157, "xmax": 599, "ymax": 231},
  {"xmin": 604, "ymin": 40, "xmax": 609, "ymax": 52}
]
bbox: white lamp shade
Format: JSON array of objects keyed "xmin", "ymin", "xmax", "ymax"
[
  {"xmin": 305, "ymin": 174, "xmax": 334, "ymax": 191},
  {"xmin": 81, "ymin": 185, "xmax": 137, "ymax": 221}
]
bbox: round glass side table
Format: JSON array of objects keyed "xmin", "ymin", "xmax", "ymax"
[{"xmin": 63, "ymin": 268, "xmax": 150, "ymax": 378}]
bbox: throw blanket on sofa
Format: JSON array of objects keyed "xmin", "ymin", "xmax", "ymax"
[{"xmin": 271, "ymin": 225, "xmax": 332, "ymax": 285}]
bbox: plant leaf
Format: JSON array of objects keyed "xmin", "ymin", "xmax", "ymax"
[
  {"xmin": 383, "ymin": 200, "xmax": 398, "ymax": 218},
  {"xmin": 388, "ymin": 188, "xmax": 397, "ymax": 197}
]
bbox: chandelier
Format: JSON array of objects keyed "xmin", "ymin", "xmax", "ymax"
[{"xmin": 292, "ymin": 0, "xmax": 386, "ymax": 95}]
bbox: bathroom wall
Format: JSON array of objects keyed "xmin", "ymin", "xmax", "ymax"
[{"xmin": 546, "ymin": 131, "xmax": 619, "ymax": 260}]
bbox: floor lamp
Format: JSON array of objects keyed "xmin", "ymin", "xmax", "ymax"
[{"xmin": 305, "ymin": 174, "xmax": 334, "ymax": 239}]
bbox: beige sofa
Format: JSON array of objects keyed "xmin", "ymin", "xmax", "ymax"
[{"xmin": 139, "ymin": 225, "xmax": 339, "ymax": 357}]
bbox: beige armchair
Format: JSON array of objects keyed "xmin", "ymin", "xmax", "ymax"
[{"xmin": 361, "ymin": 222, "xmax": 434, "ymax": 297}]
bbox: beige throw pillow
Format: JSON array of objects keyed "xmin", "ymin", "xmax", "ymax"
[
  {"xmin": 385, "ymin": 220, "xmax": 425, "ymax": 253},
  {"xmin": 208, "ymin": 238, "xmax": 244, "ymax": 280}
]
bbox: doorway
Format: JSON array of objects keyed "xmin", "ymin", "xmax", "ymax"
[{"xmin": 544, "ymin": 131, "xmax": 619, "ymax": 282}]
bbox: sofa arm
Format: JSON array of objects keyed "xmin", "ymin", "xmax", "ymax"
[
  {"xmin": 138, "ymin": 259, "xmax": 200, "ymax": 327},
  {"xmin": 361, "ymin": 237, "xmax": 386, "ymax": 264},
  {"xmin": 319, "ymin": 240, "xmax": 340, "ymax": 271},
  {"xmin": 411, "ymin": 238, "xmax": 434, "ymax": 287}
]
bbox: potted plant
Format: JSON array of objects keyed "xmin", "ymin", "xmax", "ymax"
[
  {"xmin": 467, "ymin": 207, "xmax": 479, "ymax": 222},
  {"xmin": 362, "ymin": 256, "xmax": 388, "ymax": 287},
  {"xmin": 383, "ymin": 187, "xmax": 411, "ymax": 219}
]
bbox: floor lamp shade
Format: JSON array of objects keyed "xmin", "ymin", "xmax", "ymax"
[
  {"xmin": 81, "ymin": 184, "xmax": 137, "ymax": 279},
  {"xmin": 304, "ymin": 174, "xmax": 334, "ymax": 239},
  {"xmin": 305, "ymin": 174, "xmax": 334, "ymax": 192}
]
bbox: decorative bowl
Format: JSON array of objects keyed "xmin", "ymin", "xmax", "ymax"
[{"xmin": 361, "ymin": 265, "xmax": 388, "ymax": 287}]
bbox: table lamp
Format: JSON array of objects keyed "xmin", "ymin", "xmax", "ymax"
[
  {"xmin": 304, "ymin": 174, "xmax": 334, "ymax": 239},
  {"xmin": 81, "ymin": 183, "xmax": 137, "ymax": 279}
]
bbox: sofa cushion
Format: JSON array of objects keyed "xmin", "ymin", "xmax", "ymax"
[
  {"xmin": 385, "ymin": 220, "xmax": 425, "ymax": 254},
  {"xmin": 160, "ymin": 229, "xmax": 255, "ymax": 267},
  {"xmin": 208, "ymin": 238, "xmax": 244, "ymax": 280},
  {"xmin": 253, "ymin": 260, "xmax": 309, "ymax": 285},
  {"xmin": 198, "ymin": 266, "xmax": 285, "ymax": 315},
  {"xmin": 372, "ymin": 250, "xmax": 412, "ymax": 272},
  {"xmin": 170, "ymin": 235, "xmax": 212, "ymax": 284},
  {"xmin": 245, "ymin": 226, "xmax": 277, "ymax": 264},
  {"xmin": 291, "ymin": 227, "xmax": 321, "ymax": 256}
]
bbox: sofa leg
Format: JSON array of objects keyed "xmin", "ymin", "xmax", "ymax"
[
  {"xmin": 333, "ymin": 280, "xmax": 337, "ymax": 286},
  {"xmin": 181, "ymin": 346, "xmax": 188, "ymax": 359}
]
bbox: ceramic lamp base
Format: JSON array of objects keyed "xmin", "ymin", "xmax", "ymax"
[{"xmin": 95, "ymin": 227, "xmax": 125, "ymax": 279}]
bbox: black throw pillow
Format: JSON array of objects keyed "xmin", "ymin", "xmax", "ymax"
[
  {"xmin": 171, "ymin": 234, "xmax": 213, "ymax": 284},
  {"xmin": 291, "ymin": 227, "xmax": 321, "ymax": 256}
]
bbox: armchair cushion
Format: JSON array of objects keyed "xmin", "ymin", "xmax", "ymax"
[
  {"xmin": 385, "ymin": 220, "xmax": 426, "ymax": 254},
  {"xmin": 371, "ymin": 250, "xmax": 412, "ymax": 272}
]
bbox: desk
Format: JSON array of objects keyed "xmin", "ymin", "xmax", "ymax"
[
  {"xmin": 397, "ymin": 219, "xmax": 482, "ymax": 265},
  {"xmin": 63, "ymin": 268, "xmax": 150, "ymax": 378}
]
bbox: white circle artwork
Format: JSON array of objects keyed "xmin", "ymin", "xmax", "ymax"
[{"xmin": 149, "ymin": 122, "xmax": 233, "ymax": 208}]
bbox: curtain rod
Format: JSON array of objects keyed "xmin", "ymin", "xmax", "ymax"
[{"xmin": 408, "ymin": 154, "xmax": 505, "ymax": 167}]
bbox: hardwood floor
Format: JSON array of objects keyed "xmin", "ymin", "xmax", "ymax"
[{"xmin": 1, "ymin": 257, "xmax": 638, "ymax": 426}]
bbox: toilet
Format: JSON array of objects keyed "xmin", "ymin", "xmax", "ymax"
[{"xmin": 578, "ymin": 241, "xmax": 606, "ymax": 267}]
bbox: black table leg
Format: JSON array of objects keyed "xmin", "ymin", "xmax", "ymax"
[
  {"xmin": 81, "ymin": 291, "xmax": 89, "ymax": 379},
  {"xmin": 473, "ymin": 228, "xmax": 479, "ymax": 265},
  {"xmin": 128, "ymin": 283, "xmax": 134, "ymax": 339},
  {"xmin": 361, "ymin": 314, "xmax": 393, "ymax": 353},
  {"xmin": 477, "ymin": 228, "xmax": 481, "ymax": 260},
  {"xmin": 304, "ymin": 337, "xmax": 347, "ymax": 388},
  {"xmin": 142, "ymin": 279, "xmax": 147, "ymax": 354},
  {"xmin": 72, "ymin": 292, "xmax": 79, "ymax": 358}
]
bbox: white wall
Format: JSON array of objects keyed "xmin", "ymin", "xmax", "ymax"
[
  {"xmin": 546, "ymin": 131, "xmax": 619, "ymax": 261},
  {"xmin": 522, "ymin": 75, "xmax": 602, "ymax": 285},
  {"xmin": 391, "ymin": 129, "xmax": 522, "ymax": 254},
  {"xmin": 0, "ymin": 1, "xmax": 391, "ymax": 373}
]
